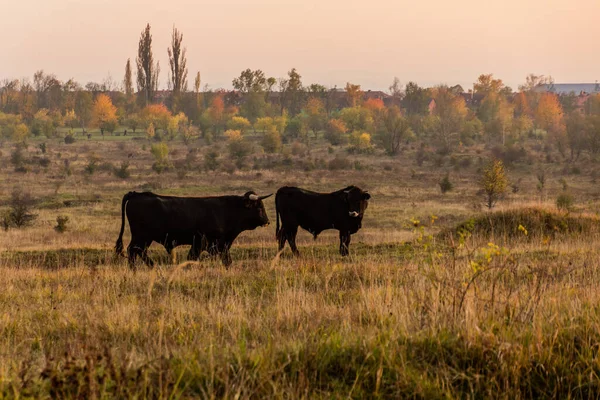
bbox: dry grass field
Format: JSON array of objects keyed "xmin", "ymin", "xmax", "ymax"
[{"xmin": 1, "ymin": 133, "xmax": 600, "ymax": 397}]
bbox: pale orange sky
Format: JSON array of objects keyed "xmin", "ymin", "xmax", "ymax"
[{"xmin": 2, "ymin": 0, "xmax": 599, "ymax": 91}]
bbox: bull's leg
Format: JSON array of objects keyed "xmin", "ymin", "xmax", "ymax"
[
  {"xmin": 127, "ymin": 239, "xmax": 153, "ymax": 269},
  {"xmin": 339, "ymin": 232, "xmax": 351, "ymax": 256},
  {"xmin": 165, "ymin": 242, "xmax": 176, "ymax": 264},
  {"xmin": 287, "ymin": 226, "xmax": 300, "ymax": 256},
  {"xmin": 277, "ymin": 227, "xmax": 287, "ymax": 252},
  {"xmin": 140, "ymin": 248, "xmax": 155, "ymax": 268},
  {"xmin": 213, "ymin": 241, "xmax": 231, "ymax": 267},
  {"xmin": 187, "ymin": 246, "xmax": 200, "ymax": 261}
]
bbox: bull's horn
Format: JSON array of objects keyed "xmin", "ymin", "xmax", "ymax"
[
  {"xmin": 258, "ymin": 193, "xmax": 273, "ymax": 200},
  {"xmin": 248, "ymin": 194, "xmax": 259, "ymax": 201}
]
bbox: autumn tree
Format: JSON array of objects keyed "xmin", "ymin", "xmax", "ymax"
[
  {"xmin": 325, "ymin": 118, "xmax": 348, "ymax": 145},
  {"xmin": 232, "ymin": 69, "xmax": 271, "ymax": 121},
  {"xmin": 141, "ymin": 104, "xmax": 172, "ymax": 137},
  {"xmin": 92, "ymin": 94, "xmax": 118, "ymax": 136},
  {"xmin": 474, "ymin": 74, "xmax": 510, "ymax": 96},
  {"xmin": 480, "ymin": 159, "xmax": 508, "ymax": 210},
  {"xmin": 227, "ymin": 116, "xmax": 251, "ymax": 133},
  {"xmin": 280, "ymin": 68, "xmax": 304, "ymax": 116},
  {"xmin": 565, "ymin": 111, "xmax": 588, "ymax": 161},
  {"xmin": 305, "ymin": 97, "xmax": 326, "ymax": 136},
  {"xmin": 208, "ymin": 96, "xmax": 225, "ymax": 134},
  {"xmin": 74, "ymin": 90, "xmax": 93, "ymax": 131},
  {"xmin": 431, "ymin": 85, "xmax": 468, "ymax": 149},
  {"xmin": 402, "ymin": 82, "xmax": 431, "ymax": 115},
  {"xmin": 168, "ymin": 26, "xmax": 188, "ymax": 112},
  {"xmin": 378, "ymin": 106, "xmax": 413, "ymax": 155},
  {"xmin": 123, "ymin": 59, "xmax": 134, "ymax": 97},
  {"xmin": 535, "ymin": 93, "xmax": 564, "ymax": 133},
  {"xmin": 136, "ymin": 23, "xmax": 160, "ymax": 107},
  {"xmin": 254, "ymin": 117, "xmax": 274, "ymax": 133},
  {"xmin": 345, "ymin": 82, "xmax": 363, "ymax": 107}
]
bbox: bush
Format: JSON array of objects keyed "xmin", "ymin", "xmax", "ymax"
[
  {"xmin": 38, "ymin": 143, "xmax": 47, "ymax": 154},
  {"xmin": 151, "ymin": 143, "xmax": 172, "ymax": 174},
  {"xmin": 10, "ymin": 144, "xmax": 26, "ymax": 171},
  {"xmin": 439, "ymin": 174, "xmax": 453, "ymax": 194},
  {"xmin": 327, "ymin": 155, "xmax": 351, "ymax": 170},
  {"xmin": 2, "ymin": 188, "xmax": 37, "ymax": 230},
  {"xmin": 262, "ymin": 127, "xmax": 282, "ymax": 153},
  {"xmin": 64, "ymin": 133, "xmax": 76, "ymax": 144},
  {"xmin": 556, "ymin": 193, "xmax": 574, "ymax": 213},
  {"xmin": 113, "ymin": 162, "xmax": 130, "ymax": 179},
  {"xmin": 84, "ymin": 156, "xmax": 99, "ymax": 175},
  {"xmin": 325, "ymin": 119, "xmax": 348, "ymax": 145},
  {"xmin": 204, "ymin": 150, "xmax": 220, "ymax": 171},
  {"xmin": 54, "ymin": 216, "xmax": 69, "ymax": 233}
]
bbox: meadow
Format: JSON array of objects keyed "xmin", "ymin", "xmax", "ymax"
[{"xmin": 1, "ymin": 131, "xmax": 600, "ymax": 398}]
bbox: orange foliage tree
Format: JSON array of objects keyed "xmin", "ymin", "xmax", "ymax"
[
  {"xmin": 141, "ymin": 103, "xmax": 172, "ymax": 133},
  {"xmin": 92, "ymin": 94, "xmax": 118, "ymax": 135}
]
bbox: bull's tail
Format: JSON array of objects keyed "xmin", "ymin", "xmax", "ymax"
[
  {"xmin": 275, "ymin": 191, "xmax": 282, "ymax": 241},
  {"xmin": 115, "ymin": 192, "xmax": 134, "ymax": 256}
]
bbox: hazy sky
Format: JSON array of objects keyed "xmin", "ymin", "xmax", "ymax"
[{"xmin": 2, "ymin": 0, "xmax": 599, "ymax": 91}]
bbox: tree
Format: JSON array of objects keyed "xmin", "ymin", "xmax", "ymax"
[
  {"xmin": 474, "ymin": 74, "xmax": 506, "ymax": 95},
  {"xmin": 262, "ymin": 125, "xmax": 282, "ymax": 153},
  {"xmin": 388, "ymin": 77, "xmax": 403, "ymax": 100},
  {"xmin": 141, "ymin": 104, "xmax": 172, "ymax": 136},
  {"xmin": 345, "ymin": 82, "xmax": 362, "ymax": 107},
  {"xmin": 535, "ymin": 93, "xmax": 564, "ymax": 133},
  {"xmin": 280, "ymin": 68, "xmax": 304, "ymax": 116},
  {"xmin": 305, "ymin": 97, "xmax": 325, "ymax": 136},
  {"xmin": 565, "ymin": 111, "xmax": 588, "ymax": 161},
  {"xmin": 480, "ymin": 160, "xmax": 508, "ymax": 210},
  {"xmin": 136, "ymin": 23, "xmax": 160, "ymax": 107},
  {"xmin": 431, "ymin": 86, "xmax": 468, "ymax": 149},
  {"xmin": 123, "ymin": 59, "xmax": 134, "ymax": 97},
  {"xmin": 208, "ymin": 96, "xmax": 225, "ymax": 133},
  {"xmin": 254, "ymin": 117, "xmax": 274, "ymax": 133},
  {"xmin": 378, "ymin": 106, "xmax": 413, "ymax": 155},
  {"xmin": 151, "ymin": 142, "xmax": 171, "ymax": 173},
  {"xmin": 232, "ymin": 69, "xmax": 267, "ymax": 93},
  {"xmin": 227, "ymin": 116, "xmax": 251, "ymax": 133},
  {"xmin": 168, "ymin": 26, "xmax": 188, "ymax": 112},
  {"xmin": 402, "ymin": 82, "xmax": 430, "ymax": 115},
  {"xmin": 325, "ymin": 118, "xmax": 348, "ymax": 145},
  {"xmin": 92, "ymin": 94, "xmax": 118, "ymax": 136}
]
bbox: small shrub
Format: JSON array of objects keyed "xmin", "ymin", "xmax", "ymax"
[
  {"xmin": 38, "ymin": 143, "xmax": 47, "ymax": 154},
  {"xmin": 328, "ymin": 155, "xmax": 351, "ymax": 170},
  {"xmin": 113, "ymin": 162, "xmax": 130, "ymax": 179},
  {"xmin": 556, "ymin": 193, "xmax": 574, "ymax": 213},
  {"xmin": 290, "ymin": 141, "xmax": 307, "ymax": 157},
  {"xmin": 439, "ymin": 174, "xmax": 453, "ymax": 194},
  {"xmin": 10, "ymin": 144, "xmax": 26, "ymax": 171},
  {"xmin": 84, "ymin": 156, "xmax": 99, "ymax": 175},
  {"xmin": 204, "ymin": 150, "xmax": 220, "ymax": 171},
  {"xmin": 262, "ymin": 127, "xmax": 282, "ymax": 153},
  {"xmin": 54, "ymin": 216, "xmax": 69, "ymax": 233},
  {"xmin": 64, "ymin": 133, "xmax": 76, "ymax": 144},
  {"xmin": 2, "ymin": 188, "xmax": 37, "ymax": 230}
]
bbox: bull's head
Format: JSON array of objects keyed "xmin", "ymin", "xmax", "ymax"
[
  {"xmin": 243, "ymin": 191, "xmax": 273, "ymax": 227},
  {"xmin": 342, "ymin": 186, "xmax": 371, "ymax": 218}
]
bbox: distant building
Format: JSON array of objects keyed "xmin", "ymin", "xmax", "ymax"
[{"xmin": 535, "ymin": 83, "xmax": 600, "ymax": 95}]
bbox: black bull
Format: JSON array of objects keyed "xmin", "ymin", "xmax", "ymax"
[
  {"xmin": 275, "ymin": 186, "xmax": 371, "ymax": 256},
  {"xmin": 115, "ymin": 191, "xmax": 272, "ymax": 267}
]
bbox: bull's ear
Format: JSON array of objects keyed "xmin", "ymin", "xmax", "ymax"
[{"xmin": 363, "ymin": 192, "xmax": 371, "ymax": 200}]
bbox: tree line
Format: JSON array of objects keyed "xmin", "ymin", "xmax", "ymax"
[{"xmin": 1, "ymin": 23, "xmax": 600, "ymax": 159}]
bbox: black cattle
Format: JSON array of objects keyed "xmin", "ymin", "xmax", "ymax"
[
  {"xmin": 275, "ymin": 185, "xmax": 371, "ymax": 256},
  {"xmin": 115, "ymin": 191, "xmax": 272, "ymax": 268}
]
